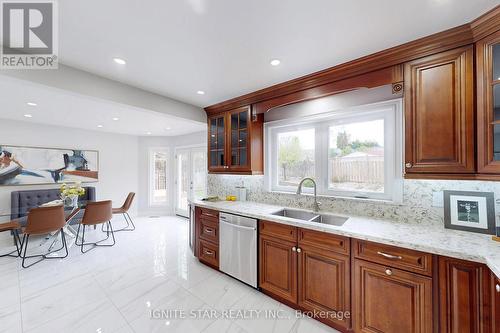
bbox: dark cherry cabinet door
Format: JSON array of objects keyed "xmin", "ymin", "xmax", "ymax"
[
  {"xmin": 353, "ymin": 259, "xmax": 433, "ymax": 333},
  {"xmin": 297, "ymin": 243, "xmax": 350, "ymax": 330},
  {"xmin": 208, "ymin": 113, "xmax": 227, "ymax": 172},
  {"xmin": 228, "ymin": 106, "xmax": 250, "ymax": 171},
  {"xmin": 404, "ymin": 45, "xmax": 475, "ymax": 174},
  {"xmin": 438, "ymin": 257, "xmax": 492, "ymax": 333},
  {"xmin": 259, "ymin": 234, "xmax": 298, "ymax": 304},
  {"xmin": 477, "ymin": 31, "xmax": 500, "ymax": 174},
  {"xmin": 493, "ymin": 273, "xmax": 500, "ymax": 333}
]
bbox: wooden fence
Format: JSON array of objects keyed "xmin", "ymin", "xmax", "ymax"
[{"xmin": 330, "ymin": 156, "xmax": 384, "ymax": 184}]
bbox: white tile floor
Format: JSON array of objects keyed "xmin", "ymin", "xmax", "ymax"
[{"xmin": 0, "ymin": 216, "xmax": 339, "ymax": 333}]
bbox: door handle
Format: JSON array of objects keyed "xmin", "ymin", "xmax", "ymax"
[
  {"xmin": 219, "ymin": 220, "xmax": 256, "ymax": 231},
  {"xmin": 377, "ymin": 251, "xmax": 403, "ymax": 260}
]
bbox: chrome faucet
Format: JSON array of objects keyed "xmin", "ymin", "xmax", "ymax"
[{"xmin": 296, "ymin": 177, "xmax": 321, "ymax": 212}]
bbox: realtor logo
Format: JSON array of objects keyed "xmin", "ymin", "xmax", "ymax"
[{"xmin": 1, "ymin": 0, "xmax": 58, "ymax": 69}]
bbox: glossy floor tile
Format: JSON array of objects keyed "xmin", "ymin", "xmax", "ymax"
[{"xmin": 0, "ymin": 216, "xmax": 338, "ymax": 333}]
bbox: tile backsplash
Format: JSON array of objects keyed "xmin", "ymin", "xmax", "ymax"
[{"xmin": 207, "ymin": 174, "xmax": 500, "ymax": 226}]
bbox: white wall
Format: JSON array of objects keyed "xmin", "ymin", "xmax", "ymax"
[
  {"xmin": 137, "ymin": 131, "xmax": 207, "ymax": 216},
  {"xmin": 0, "ymin": 120, "xmax": 139, "ymax": 219}
]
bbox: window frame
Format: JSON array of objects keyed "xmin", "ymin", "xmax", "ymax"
[
  {"xmin": 265, "ymin": 99, "xmax": 403, "ymax": 202},
  {"xmin": 148, "ymin": 147, "xmax": 169, "ymax": 207}
]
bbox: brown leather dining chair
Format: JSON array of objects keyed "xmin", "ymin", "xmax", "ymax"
[
  {"xmin": 0, "ymin": 221, "xmax": 22, "ymax": 258},
  {"xmin": 76, "ymin": 200, "xmax": 114, "ymax": 253},
  {"xmin": 20, "ymin": 205, "xmax": 79, "ymax": 268},
  {"xmin": 102, "ymin": 192, "xmax": 136, "ymax": 232}
]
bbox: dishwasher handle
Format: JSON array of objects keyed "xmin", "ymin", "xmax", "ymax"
[{"xmin": 220, "ymin": 219, "xmax": 257, "ymax": 231}]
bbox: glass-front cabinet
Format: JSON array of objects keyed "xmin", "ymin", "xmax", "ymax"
[
  {"xmin": 207, "ymin": 105, "xmax": 263, "ymax": 174},
  {"xmin": 229, "ymin": 107, "xmax": 249, "ymax": 169},
  {"xmin": 208, "ymin": 114, "xmax": 226, "ymax": 171},
  {"xmin": 477, "ymin": 31, "xmax": 500, "ymax": 173}
]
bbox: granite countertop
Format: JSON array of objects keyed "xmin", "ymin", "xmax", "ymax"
[{"xmin": 192, "ymin": 199, "xmax": 500, "ymax": 278}]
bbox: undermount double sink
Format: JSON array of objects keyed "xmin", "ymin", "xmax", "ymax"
[{"xmin": 271, "ymin": 208, "xmax": 348, "ymax": 226}]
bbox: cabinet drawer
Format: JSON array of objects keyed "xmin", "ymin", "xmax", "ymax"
[
  {"xmin": 198, "ymin": 207, "xmax": 219, "ymax": 221},
  {"xmin": 199, "ymin": 239, "xmax": 219, "ymax": 268},
  {"xmin": 199, "ymin": 218, "xmax": 219, "ymax": 244},
  {"xmin": 298, "ymin": 228, "xmax": 350, "ymax": 256},
  {"xmin": 260, "ymin": 220, "xmax": 297, "ymax": 242},
  {"xmin": 353, "ymin": 239, "xmax": 433, "ymax": 276}
]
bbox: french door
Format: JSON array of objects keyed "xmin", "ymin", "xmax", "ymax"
[{"xmin": 175, "ymin": 147, "xmax": 207, "ymax": 217}]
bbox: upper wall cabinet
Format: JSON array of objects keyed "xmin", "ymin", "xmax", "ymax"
[
  {"xmin": 404, "ymin": 46, "xmax": 475, "ymax": 175},
  {"xmin": 207, "ymin": 106, "xmax": 264, "ymax": 174},
  {"xmin": 477, "ymin": 31, "xmax": 500, "ymax": 174}
]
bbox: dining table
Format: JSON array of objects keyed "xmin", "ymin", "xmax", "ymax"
[{"xmin": 0, "ymin": 200, "xmax": 91, "ymax": 253}]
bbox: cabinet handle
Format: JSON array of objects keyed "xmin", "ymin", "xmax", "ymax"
[
  {"xmin": 296, "ymin": 248, "xmax": 302, "ymax": 253},
  {"xmin": 377, "ymin": 251, "xmax": 403, "ymax": 260},
  {"xmin": 385, "ymin": 269, "xmax": 393, "ymax": 276},
  {"xmin": 496, "ymin": 284, "xmax": 500, "ymax": 293},
  {"xmin": 405, "ymin": 162, "xmax": 412, "ymax": 168},
  {"xmin": 204, "ymin": 250, "xmax": 214, "ymax": 255},
  {"xmin": 205, "ymin": 227, "xmax": 214, "ymax": 233},
  {"xmin": 292, "ymin": 246, "xmax": 297, "ymax": 252}
]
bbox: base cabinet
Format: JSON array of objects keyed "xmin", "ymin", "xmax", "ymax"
[
  {"xmin": 438, "ymin": 257, "xmax": 492, "ymax": 333},
  {"xmin": 259, "ymin": 221, "xmax": 351, "ymax": 331},
  {"xmin": 493, "ymin": 273, "xmax": 500, "ymax": 333},
  {"xmin": 195, "ymin": 207, "xmax": 220, "ymax": 269},
  {"xmin": 259, "ymin": 233, "xmax": 298, "ymax": 303},
  {"xmin": 353, "ymin": 259, "xmax": 433, "ymax": 333},
  {"xmin": 298, "ymin": 244, "xmax": 351, "ymax": 329}
]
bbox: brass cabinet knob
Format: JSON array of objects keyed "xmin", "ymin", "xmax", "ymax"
[
  {"xmin": 496, "ymin": 284, "xmax": 500, "ymax": 293},
  {"xmin": 292, "ymin": 246, "xmax": 297, "ymax": 252},
  {"xmin": 405, "ymin": 162, "xmax": 412, "ymax": 168},
  {"xmin": 296, "ymin": 248, "xmax": 302, "ymax": 253},
  {"xmin": 385, "ymin": 269, "xmax": 393, "ymax": 276}
]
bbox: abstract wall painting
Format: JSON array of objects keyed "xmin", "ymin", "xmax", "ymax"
[{"xmin": 0, "ymin": 145, "xmax": 99, "ymax": 186}]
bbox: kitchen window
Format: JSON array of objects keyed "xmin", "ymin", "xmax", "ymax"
[{"xmin": 265, "ymin": 100, "xmax": 403, "ymax": 201}]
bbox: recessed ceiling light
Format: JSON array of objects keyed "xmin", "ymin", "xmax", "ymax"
[
  {"xmin": 26, "ymin": 102, "xmax": 37, "ymax": 106},
  {"xmin": 197, "ymin": 90, "xmax": 205, "ymax": 95},
  {"xmin": 146, "ymin": 131, "xmax": 152, "ymax": 135},
  {"xmin": 97, "ymin": 124, "xmax": 103, "ymax": 128},
  {"xmin": 113, "ymin": 57, "xmax": 126, "ymax": 65},
  {"xmin": 24, "ymin": 114, "xmax": 32, "ymax": 118},
  {"xmin": 270, "ymin": 59, "xmax": 281, "ymax": 66},
  {"xmin": 165, "ymin": 127, "xmax": 171, "ymax": 130},
  {"xmin": 112, "ymin": 117, "xmax": 119, "ymax": 121}
]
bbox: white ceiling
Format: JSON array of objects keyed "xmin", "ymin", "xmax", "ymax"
[
  {"xmin": 57, "ymin": 0, "xmax": 498, "ymax": 107},
  {"xmin": 0, "ymin": 76, "xmax": 206, "ymax": 136}
]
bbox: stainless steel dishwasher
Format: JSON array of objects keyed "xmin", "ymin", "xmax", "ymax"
[{"xmin": 219, "ymin": 212, "xmax": 258, "ymax": 288}]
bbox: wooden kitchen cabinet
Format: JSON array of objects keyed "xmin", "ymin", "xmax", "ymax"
[
  {"xmin": 207, "ymin": 105, "xmax": 263, "ymax": 174},
  {"xmin": 195, "ymin": 207, "xmax": 220, "ymax": 269},
  {"xmin": 404, "ymin": 45, "xmax": 475, "ymax": 175},
  {"xmin": 477, "ymin": 30, "xmax": 500, "ymax": 174},
  {"xmin": 493, "ymin": 272, "xmax": 500, "ymax": 333},
  {"xmin": 259, "ymin": 221, "xmax": 351, "ymax": 331},
  {"xmin": 208, "ymin": 113, "xmax": 227, "ymax": 172},
  {"xmin": 259, "ymin": 232, "xmax": 298, "ymax": 303},
  {"xmin": 297, "ymin": 238, "xmax": 351, "ymax": 329},
  {"xmin": 353, "ymin": 259, "xmax": 433, "ymax": 333},
  {"xmin": 438, "ymin": 257, "xmax": 492, "ymax": 333}
]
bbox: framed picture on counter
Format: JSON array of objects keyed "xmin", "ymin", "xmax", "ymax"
[{"xmin": 443, "ymin": 190, "xmax": 495, "ymax": 235}]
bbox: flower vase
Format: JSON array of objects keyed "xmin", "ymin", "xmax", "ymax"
[{"xmin": 70, "ymin": 195, "xmax": 79, "ymax": 208}]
